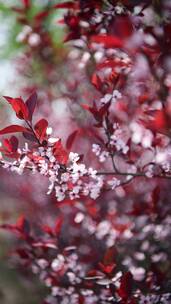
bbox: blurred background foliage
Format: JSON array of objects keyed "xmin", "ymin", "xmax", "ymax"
[
  {"xmin": 0, "ymin": 0, "xmax": 66, "ymax": 96},
  {"xmin": 0, "ymin": 1, "xmax": 67, "ymax": 302},
  {"xmin": 0, "ymin": 0, "xmax": 64, "ymax": 58}
]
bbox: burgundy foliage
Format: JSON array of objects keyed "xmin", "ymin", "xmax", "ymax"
[{"xmin": 1, "ymin": 0, "xmax": 171, "ymax": 303}]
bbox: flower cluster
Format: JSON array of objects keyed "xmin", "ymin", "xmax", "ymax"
[
  {"xmin": 92, "ymin": 144, "xmax": 109, "ymax": 163},
  {"xmin": 1, "ymin": 142, "xmax": 105, "ymax": 201}
]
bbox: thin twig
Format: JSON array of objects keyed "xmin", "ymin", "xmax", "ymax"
[{"xmin": 1, "ymin": 160, "xmax": 171, "ymax": 180}]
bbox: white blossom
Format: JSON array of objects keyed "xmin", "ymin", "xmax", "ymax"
[
  {"xmin": 107, "ymin": 178, "xmax": 120, "ymax": 189},
  {"xmin": 92, "ymin": 144, "xmax": 101, "ymax": 156},
  {"xmin": 100, "ymin": 90, "xmax": 122, "ymax": 105},
  {"xmin": 69, "ymin": 152, "xmax": 80, "ymax": 163},
  {"xmin": 28, "ymin": 33, "xmax": 41, "ymax": 46},
  {"xmin": 99, "ymin": 151, "xmax": 109, "ymax": 162}
]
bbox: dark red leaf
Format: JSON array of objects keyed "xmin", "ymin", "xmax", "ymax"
[
  {"xmin": 0, "ymin": 223, "xmax": 17, "ymax": 232},
  {"xmin": 112, "ymin": 16, "xmax": 134, "ymax": 40},
  {"xmin": 0, "ymin": 137, "xmax": 19, "ymax": 158},
  {"xmin": 2, "ymin": 139, "xmax": 12, "ymax": 152},
  {"xmin": 57, "ymin": 18, "xmax": 65, "ymax": 25},
  {"xmin": 66, "ymin": 130, "xmax": 78, "ymax": 150},
  {"xmin": 149, "ymin": 186, "xmax": 160, "ymax": 214},
  {"xmin": 91, "ymin": 73, "xmax": 102, "ymax": 90},
  {"xmin": 103, "ymin": 246, "xmax": 117, "ymax": 266},
  {"xmin": 43, "ymin": 225, "xmax": 54, "ymax": 237},
  {"xmin": 53, "ymin": 2, "xmax": 78, "ymax": 10},
  {"xmin": 145, "ymin": 109, "xmax": 171, "ymax": 136},
  {"xmin": 34, "ymin": 118, "xmax": 48, "ymax": 142},
  {"xmin": 63, "ymin": 31, "xmax": 80, "ymax": 42},
  {"xmin": 26, "ymin": 92, "xmax": 37, "ymax": 121},
  {"xmin": 91, "ymin": 35, "xmax": 123, "ymax": 48},
  {"xmin": 118, "ymin": 272, "xmax": 133, "ymax": 300},
  {"xmin": 16, "ymin": 216, "xmax": 30, "ymax": 235},
  {"xmin": 3, "ymin": 136, "xmax": 19, "ymax": 153},
  {"xmin": 35, "ymin": 10, "xmax": 50, "ymax": 22},
  {"xmin": 82, "ymin": 104, "xmax": 102, "ymax": 123},
  {"xmin": 53, "ymin": 140, "xmax": 68, "ymax": 165},
  {"xmin": 0, "ymin": 216, "xmax": 30, "ymax": 237},
  {"xmin": 150, "ymin": 110, "xmax": 167, "ymax": 130},
  {"xmin": 99, "ymin": 262, "xmax": 116, "ymax": 274},
  {"xmin": 78, "ymin": 295, "xmax": 85, "ymax": 304},
  {"xmin": 99, "ymin": 102, "xmax": 111, "ymax": 117},
  {"xmin": 0, "ymin": 125, "xmax": 31, "ymax": 135},
  {"xmin": 16, "ymin": 248, "xmax": 30, "ymax": 259},
  {"xmin": 22, "ymin": 0, "xmax": 30, "ymax": 8},
  {"xmin": 10, "ymin": 136, "xmax": 19, "ymax": 151},
  {"xmin": 55, "ymin": 217, "xmax": 63, "ymax": 235},
  {"xmin": 64, "ymin": 14, "xmax": 79, "ymax": 29},
  {"xmin": 3, "ymin": 96, "xmax": 29, "ymax": 120},
  {"xmin": 82, "ymin": 104, "xmax": 91, "ymax": 111}
]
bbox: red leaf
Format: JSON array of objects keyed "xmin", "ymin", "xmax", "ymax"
[
  {"xmin": 150, "ymin": 110, "xmax": 167, "ymax": 130},
  {"xmin": 145, "ymin": 110, "xmax": 171, "ymax": 136},
  {"xmin": 55, "ymin": 217, "xmax": 63, "ymax": 235},
  {"xmin": 82, "ymin": 104, "xmax": 102, "ymax": 123},
  {"xmin": 91, "ymin": 35, "xmax": 123, "ymax": 48},
  {"xmin": 150, "ymin": 186, "xmax": 160, "ymax": 214},
  {"xmin": 0, "ymin": 223, "xmax": 17, "ymax": 232},
  {"xmin": 99, "ymin": 262, "xmax": 116, "ymax": 274},
  {"xmin": 112, "ymin": 16, "xmax": 134, "ymax": 40},
  {"xmin": 35, "ymin": 10, "xmax": 50, "ymax": 22},
  {"xmin": 66, "ymin": 130, "xmax": 78, "ymax": 150},
  {"xmin": 57, "ymin": 18, "xmax": 65, "ymax": 25},
  {"xmin": 43, "ymin": 225, "xmax": 54, "ymax": 237},
  {"xmin": 10, "ymin": 136, "xmax": 19, "ymax": 151},
  {"xmin": 34, "ymin": 118, "xmax": 48, "ymax": 142},
  {"xmin": 53, "ymin": 2, "xmax": 78, "ymax": 10},
  {"xmin": 99, "ymin": 102, "xmax": 111, "ymax": 117},
  {"xmin": 103, "ymin": 246, "xmax": 117, "ymax": 266},
  {"xmin": 0, "ymin": 125, "xmax": 31, "ymax": 135},
  {"xmin": 3, "ymin": 136, "xmax": 18, "ymax": 153},
  {"xmin": 26, "ymin": 92, "xmax": 37, "ymax": 121},
  {"xmin": 118, "ymin": 272, "xmax": 133, "ymax": 300},
  {"xmin": 63, "ymin": 31, "xmax": 80, "ymax": 43},
  {"xmin": 53, "ymin": 140, "xmax": 68, "ymax": 165},
  {"xmin": 91, "ymin": 73, "xmax": 102, "ymax": 90},
  {"xmin": 2, "ymin": 139, "xmax": 12, "ymax": 152},
  {"xmin": 16, "ymin": 216, "xmax": 30, "ymax": 235},
  {"xmin": 22, "ymin": 0, "xmax": 30, "ymax": 8},
  {"xmin": 3, "ymin": 96, "xmax": 29, "ymax": 120},
  {"xmin": 16, "ymin": 248, "xmax": 30, "ymax": 259},
  {"xmin": 0, "ymin": 136, "xmax": 19, "ymax": 158},
  {"xmin": 82, "ymin": 104, "xmax": 90, "ymax": 111},
  {"xmin": 0, "ymin": 216, "xmax": 30, "ymax": 237}
]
